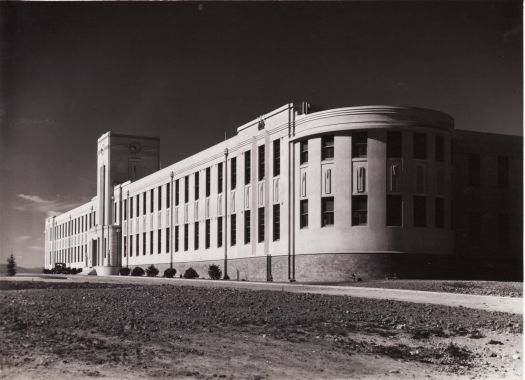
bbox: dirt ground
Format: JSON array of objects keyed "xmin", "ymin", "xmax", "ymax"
[
  {"xmin": 305, "ymin": 280, "xmax": 523, "ymax": 298},
  {"xmin": 0, "ymin": 281, "xmax": 522, "ymax": 379}
]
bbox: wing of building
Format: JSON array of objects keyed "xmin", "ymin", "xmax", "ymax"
[{"xmin": 44, "ymin": 103, "xmax": 523, "ymax": 280}]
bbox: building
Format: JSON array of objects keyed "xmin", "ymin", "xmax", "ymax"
[{"xmin": 44, "ymin": 104, "xmax": 522, "ymax": 281}]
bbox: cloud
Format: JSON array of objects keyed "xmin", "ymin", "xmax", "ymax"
[
  {"xmin": 16, "ymin": 235, "xmax": 31, "ymax": 242},
  {"xmin": 15, "ymin": 193, "xmax": 88, "ymax": 217},
  {"xmin": 27, "ymin": 245, "xmax": 44, "ymax": 252}
]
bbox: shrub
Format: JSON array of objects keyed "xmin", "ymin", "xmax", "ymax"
[
  {"xmin": 208, "ymin": 264, "xmax": 222, "ymax": 280},
  {"xmin": 164, "ymin": 268, "xmax": 177, "ymax": 278},
  {"xmin": 70, "ymin": 268, "xmax": 77, "ymax": 275},
  {"xmin": 42, "ymin": 268, "xmax": 52, "ymax": 274},
  {"xmin": 146, "ymin": 265, "xmax": 159, "ymax": 277},
  {"xmin": 119, "ymin": 267, "xmax": 131, "ymax": 276},
  {"xmin": 6, "ymin": 254, "xmax": 16, "ymax": 276},
  {"xmin": 131, "ymin": 267, "xmax": 145, "ymax": 277},
  {"xmin": 183, "ymin": 267, "xmax": 199, "ymax": 279}
]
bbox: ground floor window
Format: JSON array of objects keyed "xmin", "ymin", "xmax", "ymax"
[
  {"xmin": 194, "ymin": 222, "xmax": 199, "ymax": 250},
  {"xmin": 386, "ymin": 195, "xmax": 402, "ymax": 226},
  {"xmin": 258, "ymin": 207, "xmax": 264, "ymax": 242},
  {"xmin": 217, "ymin": 217, "xmax": 223, "ymax": 247},
  {"xmin": 166, "ymin": 228, "xmax": 170, "ymax": 253},
  {"xmin": 352, "ymin": 196, "xmax": 367, "ymax": 226},
  {"xmin": 322, "ymin": 197, "xmax": 335, "ymax": 227},
  {"xmin": 300, "ymin": 199, "xmax": 308, "ymax": 229},
  {"xmin": 413, "ymin": 196, "xmax": 426, "ymax": 227},
  {"xmin": 435, "ymin": 197, "xmax": 444, "ymax": 228},
  {"xmin": 175, "ymin": 226, "xmax": 179, "ymax": 252},
  {"xmin": 231, "ymin": 214, "xmax": 236, "ymax": 246},
  {"xmin": 244, "ymin": 211, "xmax": 251, "ymax": 244},
  {"xmin": 205, "ymin": 220, "xmax": 210, "ymax": 249},
  {"xmin": 273, "ymin": 204, "xmax": 280, "ymax": 241}
]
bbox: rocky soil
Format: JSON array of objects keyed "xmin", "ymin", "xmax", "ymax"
[
  {"xmin": 309, "ymin": 280, "xmax": 523, "ymax": 298},
  {"xmin": 0, "ymin": 280, "xmax": 522, "ymax": 379}
]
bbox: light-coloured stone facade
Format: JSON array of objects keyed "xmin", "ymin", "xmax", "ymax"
[{"xmin": 44, "ymin": 103, "xmax": 522, "ymax": 280}]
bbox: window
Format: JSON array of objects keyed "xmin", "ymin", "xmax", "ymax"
[
  {"xmin": 194, "ymin": 172, "xmax": 200, "ymax": 200},
  {"xmin": 413, "ymin": 196, "xmax": 427, "ymax": 227},
  {"xmin": 218, "ymin": 163, "xmax": 223, "ymax": 193},
  {"xmin": 498, "ymin": 214, "xmax": 510, "ymax": 246},
  {"xmin": 150, "ymin": 231, "xmax": 153, "ymax": 254},
  {"xmin": 322, "ymin": 136, "xmax": 334, "ymax": 160},
  {"xmin": 386, "ymin": 195, "xmax": 402, "ymax": 226},
  {"xmin": 130, "ymin": 197, "xmax": 134, "ymax": 218},
  {"xmin": 205, "ymin": 220, "xmax": 210, "ymax": 249},
  {"xmin": 175, "ymin": 226, "xmax": 179, "ymax": 252},
  {"xmin": 413, "ymin": 133, "xmax": 426, "ymax": 159},
  {"xmin": 468, "ymin": 212, "xmax": 481, "ymax": 246},
  {"xmin": 217, "ymin": 217, "xmax": 223, "ymax": 247},
  {"xmin": 468, "ymin": 154, "xmax": 480, "ymax": 187},
  {"xmin": 230, "ymin": 214, "xmax": 236, "ymax": 246},
  {"xmin": 273, "ymin": 140, "xmax": 280, "ymax": 177},
  {"xmin": 114, "ymin": 203, "xmax": 117, "ymax": 223},
  {"xmin": 244, "ymin": 211, "xmax": 251, "ymax": 244},
  {"xmin": 352, "ymin": 132, "xmax": 367, "ymax": 158},
  {"xmin": 206, "ymin": 167, "xmax": 211, "ymax": 197},
  {"xmin": 322, "ymin": 197, "xmax": 335, "ymax": 227},
  {"xmin": 166, "ymin": 183, "xmax": 170, "ymax": 208},
  {"xmin": 435, "ymin": 136, "xmax": 444, "ymax": 162},
  {"xmin": 273, "ymin": 204, "xmax": 280, "ymax": 241},
  {"xmin": 435, "ymin": 197, "xmax": 444, "ymax": 228},
  {"xmin": 387, "ymin": 131, "xmax": 402, "ymax": 158},
  {"xmin": 143, "ymin": 232, "xmax": 146, "ymax": 255},
  {"xmin": 128, "ymin": 235, "xmax": 132, "ymax": 256},
  {"xmin": 300, "ymin": 140, "xmax": 308, "ymax": 164},
  {"xmin": 498, "ymin": 156, "xmax": 509, "ymax": 189},
  {"xmin": 194, "ymin": 222, "xmax": 199, "ymax": 250},
  {"xmin": 185, "ymin": 176, "xmax": 189, "ymax": 202},
  {"xmin": 158, "ymin": 230, "xmax": 161, "ymax": 253},
  {"xmin": 244, "ymin": 151, "xmax": 251, "ymax": 185},
  {"xmin": 231, "ymin": 157, "xmax": 237, "ymax": 190},
  {"xmin": 135, "ymin": 196, "xmax": 139, "ymax": 217},
  {"xmin": 258, "ymin": 207, "xmax": 265, "ymax": 242},
  {"xmin": 175, "ymin": 179, "xmax": 180, "ymax": 206},
  {"xmin": 136, "ymin": 234, "xmax": 139, "ymax": 256},
  {"xmin": 258, "ymin": 145, "xmax": 265, "ymax": 181},
  {"xmin": 184, "ymin": 224, "xmax": 189, "ymax": 251},
  {"xmin": 166, "ymin": 228, "xmax": 170, "ymax": 253},
  {"xmin": 300, "ymin": 199, "xmax": 308, "ymax": 228},
  {"xmin": 352, "ymin": 196, "xmax": 367, "ymax": 226},
  {"xmin": 150, "ymin": 189, "xmax": 154, "ymax": 213},
  {"xmin": 143, "ymin": 192, "xmax": 146, "ymax": 216}
]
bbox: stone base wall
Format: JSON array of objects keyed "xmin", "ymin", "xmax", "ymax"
[{"xmin": 117, "ymin": 252, "xmax": 523, "ymax": 282}]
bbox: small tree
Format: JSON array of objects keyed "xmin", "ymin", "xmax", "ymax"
[
  {"xmin": 119, "ymin": 267, "xmax": 131, "ymax": 276},
  {"xmin": 146, "ymin": 265, "xmax": 159, "ymax": 277},
  {"xmin": 7, "ymin": 254, "xmax": 16, "ymax": 277},
  {"xmin": 183, "ymin": 267, "xmax": 199, "ymax": 279},
  {"xmin": 164, "ymin": 268, "xmax": 176, "ymax": 278},
  {"xmin": 131, "ymin": 267, "xmax": 145, "ymax": 277},
  {"xmin": 208, "ymin": 264, "xmax": 222, "ymax": 280}
]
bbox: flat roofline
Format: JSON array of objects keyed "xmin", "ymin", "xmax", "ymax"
[{"xmin": 98, "ymin": 131, "xmax": 160, "ymax": 142}]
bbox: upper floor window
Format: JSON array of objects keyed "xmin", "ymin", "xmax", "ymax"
[
  {"xmin": 352, "ymin": 132, "xmax": 367, "ymax": 158},
  {"xmin": 166, "ymin": 183, "xmax": 170, "ymax": 208},
  {"xmin": 184, "ymin": 175, "xmax": 189, "ymax": 203},
  {"xmin": 150, "ymin": 189, "xmax": 154, "ymax": 213},
  {"xmin": 273, "ymin": 140, "xmax": 280, "ymax": 177},
  {"xmin": 175, "ymin": 179, "xmax": 180, "ymax": 206},
  {"xmin": 413, "ymin": 133, "xmax": 426, "ymax": 159},
  {"xmin": 195, "ymin": 172, "xmax": 200, "ymax": 200},
  {"xmin": 435, "ymin": 136, "xmax": 444, "ymax": 162},
  {"xmin": 258, "ymin": 145, "xmax": 265, "ymax": 181},
  {"xmin": 143, "ymin": 192, "xmax": 147, "ymax": 216},
  {"xmin": 300, "ymin": 199, "xmax": 308, "ymax": 228},
  {"xmin": 468, "ymin": 154, "xmax": 480, "ymax": 187},
  {"xmin": 231, "ymin": 157, "xmax": 237, "ymax": 190},
  {"xmin": 321, "ymin": 136, "xmax": 334, "ymax": 160},
  {"xmin": 300, "ymin": 140, "xmax": 308, "ymax": 164},
  {"xmin": 244, "ymin": 151, "xmax": 251, "ymax": 185},
  {"xmin": 497, "ymin": 156, "xmax": 509, "ymax": 189},
  {"xmin": 387, "ymin": 131, "xmax": 402, "ymax": 158},
  {"xmin": 206, "ymin": 167, "xmax": 211, "ymax": 197},
  {"xmin": 218, "ymin": 163, "xmax": 223, "ymax": 194}
]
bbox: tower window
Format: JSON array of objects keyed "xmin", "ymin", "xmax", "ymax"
[
  {"xmin": 387, "ymin": 131, "xmax": 402, "ymax": 158},
  {"xmin": 322, "ymin": 197, "xmax": 335, "ymax": 227},
  {"xmin": 435, "ymin": 136, "xmax": 444, "ymax": 162},
  {"xmin": 413, "ymin": 196, "xmax": 427, "ymax": 227},
  {"xmin": 413, "ymin": 133, "xmax": 427, "ymax": 159},
  {"xmin": 352, "ymin": 132, "xmax": 367, "ymax": 158},
  {"xmin": 300, "ymin": 140, "xmax": 308, "ymax": 164},
  {"xmin": 386, "ymin": 195, "xmax": 402, "ymax": 226},
  {"xmin": 322, "ymin": 136, "xmax": 334, "ymax": 160},
  {"xmin": 351, "ymin": 196, "xmax": 367, "ymax": 226}
]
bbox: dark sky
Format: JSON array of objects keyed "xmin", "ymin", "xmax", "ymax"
[{"xmin": 0, "ymin": 1, "xmax": 522, "ymax": 267}]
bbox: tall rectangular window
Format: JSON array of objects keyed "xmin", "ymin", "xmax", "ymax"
[
  {"xmin": 230, "ymin": 214, "xmax": 236, "ymax": 246},
  {"xmin": 130, "ymin": 196, "xmax": 134, "ymax": 218},
  {"xmin": 435, "ymin": 136, "xmax": 444, "ymax": 162},
  {"xmin": 218, "ymin": 163, "xmax": 223, "ymax": 193},
  {"xmin": 130, "ymin": 235, "xmax": 133, "ymax": 257},
  {"xmin": 151, "ymin": 189, "xmax": 154, "ymax": 213},
  {"xmin": 150, "ymin": 231, "xmax": 153, "ymax": 254},
  {"xmin": 244, "ymin": 151, "xmax": 251, "ymax": 185},
  {"xmin": 497, "ymin": 156, "xmax": 509, "ymax": 189},
  {"xmin": 468, "ymin": 154, "xmax": 480, "ymax": 187},
  {"xmin": 322, "ymin": 197, "xmax": 335, "ymax": 227},
  {"xmin": 166, "ymin": 228, "xmax": 170, "ymax": 253},
  {"xmin": 468, "ymin": 212, "xmax": 481, "ymax": 246},
  {"xmin": 184, "ymin": 224, "xmax": 189, "ymax": 251},
  {"xmin": 352, "ymin": 196, "xmax": 367, "ymax": 226},
  {"xmin": 352, "ymin": 132, "xmax": 367, "ymax": 158},
  {"xmin": 194, "ymin": 172, "xmax": 200, "ymax": 200},
  {"xmin": 387, "ymin": 131, "xmax": 402, "ymax": 158},
  {"xmin": 184, "ymin": 175, "xmax": 189, "ymax": 202},
  {"xmin": 300, "ymin": 140, "xmax": 308, "ymax": 164},
  {"xmin": 273, "ymin": 204, "xmax": 280, "ymax": 241},
  {"xmin": 206, "ymin": 167, "xmax": 211, "ymax": 197},
  {"xmin": 158, "ymin": 229, "xmax": 161, "ymax": 253},
  {"xmin": 258, "ymin": 207, "xmax": 265, "ymax": 242},
  {"xmin": 175, "ymin": 179, "xmax": 180, "ymax": 206},
  {"xmin": 413, "ymin": 196, "xmax": 427, "ymax": 227},
  {"xmin": 175, "ymin": 226, "xmax": 179, "ymax": 252},
  {"xmin": 386, "ymin": 195, "xmax": 402, "ymax": 226},
  {"xmin": 273, "ymin": 140, "xmax": 280, "ymax": 177},
  {"xmin": 435, "ymin": 197, "xmax": 444, "ymax": 228},
  {"xmin": 244, "ymin": 211, "xmax": 251, "ymax": 244},
  {"xmin": 217, "ymin": 217, "xmax": 223, "ymax": 247},
  {"xmin": 143, "ymin": 232, "xmax": 146, "ymax": 255},
  {"xmin": 205, "ymin": 220, "xmax": 210, "ymax": 249},
  {"xmin": 300, "ymin": 199, "xmax": 308, "ymax": 228},
  {"xmin": 231, "ymin": 157, "xmax": 237, "ymax": 190},
  {"xmin": 143, "ymin": 192, "xmax": 147, "ymax": 216},
  {"xmin": 194, "ymin": 222, "xmax": 199, "ymax": 250},
  {"xmin": 258, "ymin": 145, "xmax": 265, "ymax": 181},
  {"xmin": 166, "ymin": 183, "xmax": 170, "ymax": 208},
  {"xmin": 413, "ymin": 133, "xmax": 427, "ymax": 159},
  {"xmin": 322, "ymin": 136, "xmax": 335, "ymax": 160},
  {"xmin": 136, "ymin": 234, "xmax": 139, "ymax": 256},
  {"xmin": 135, "ymin": 196, "xmax": 139, "ymax": 217},
  {"xmin": 123, "ymin": 237, "xmax": 127, "ymax": 257}
]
